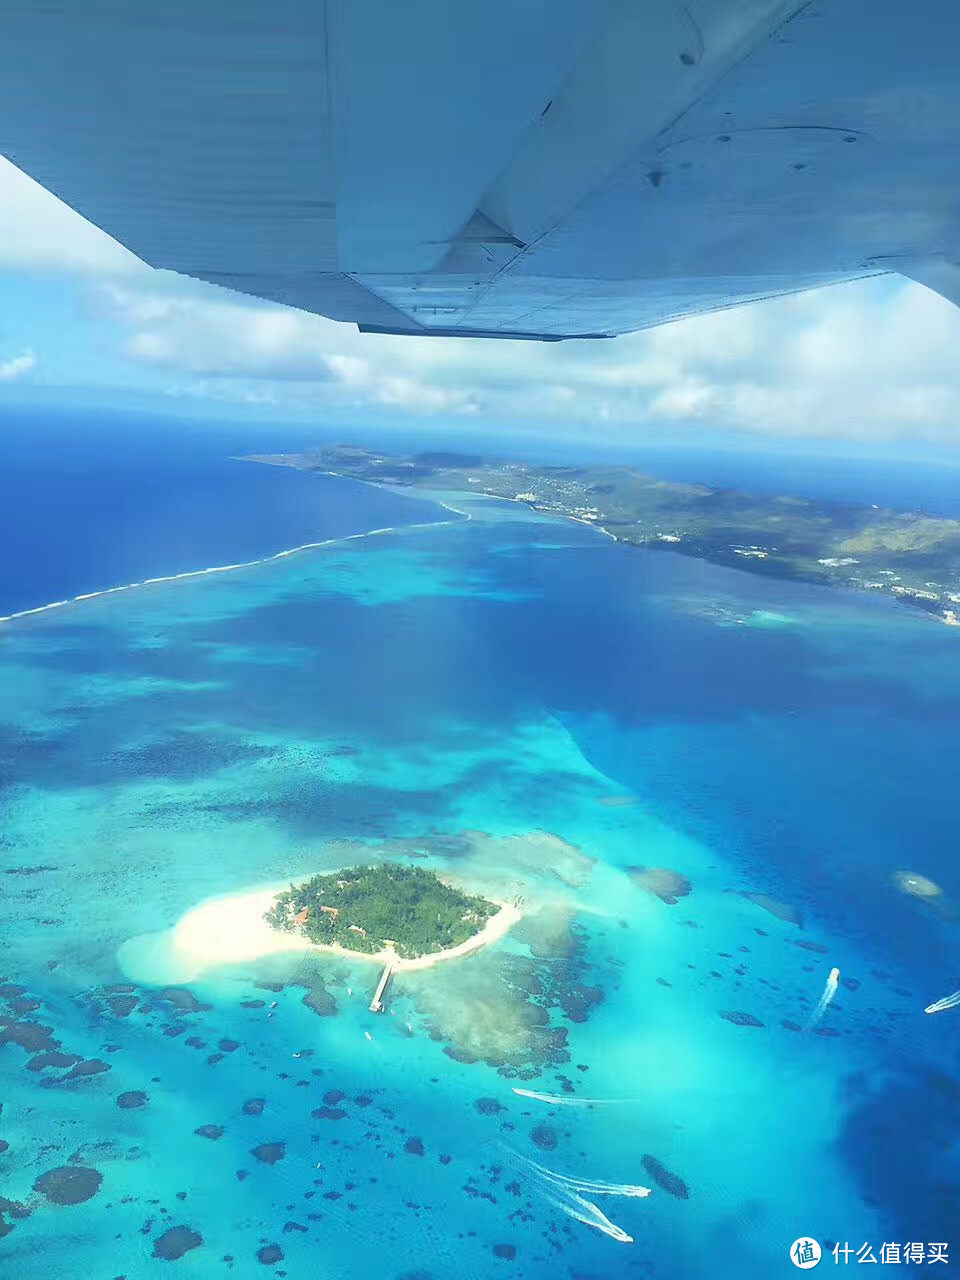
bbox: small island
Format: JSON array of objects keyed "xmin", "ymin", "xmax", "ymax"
[
  {"xmin": 264, "ymin": 864, "xmax": 499, "ymax": 961},
  {"xmin": 116, "ymin": 861, "xmax": 521, "ymax": 987}
]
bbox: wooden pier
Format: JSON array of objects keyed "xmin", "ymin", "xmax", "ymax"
[{"xmin": 369, "ymin": 962, "xmax": 392, "ymax": 1013}]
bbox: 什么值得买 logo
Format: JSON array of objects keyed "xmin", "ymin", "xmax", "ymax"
[{"xmin": 790, "ymin": 1238, "xmax": 822, "ymax": 1269}]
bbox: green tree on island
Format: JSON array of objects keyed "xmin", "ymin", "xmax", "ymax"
[{"xmin": 263, "ymin": 864, "xmax": 497, "ymax": 960}]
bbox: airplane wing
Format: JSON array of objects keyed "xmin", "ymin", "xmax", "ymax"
[{"xmin": 1, "ymin": 0, "xmax": 959, "ymax": 340}]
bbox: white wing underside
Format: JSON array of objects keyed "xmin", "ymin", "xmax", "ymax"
[{"xmin": 1, "ymin": 0, "xmax": 959, "ymax": 340}]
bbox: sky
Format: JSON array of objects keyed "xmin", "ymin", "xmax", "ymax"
[{"xmin": 3, "ymin": 151, "xmax": 960, "ymax": 450}]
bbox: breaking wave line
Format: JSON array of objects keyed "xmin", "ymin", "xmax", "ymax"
[
  {"xmin": 925, "ymin": 988, "xmax": 960, "ymax": 1015},
  {"xmin": 0, "ymin": 518, "xmax": 454, "ymax": 627}
]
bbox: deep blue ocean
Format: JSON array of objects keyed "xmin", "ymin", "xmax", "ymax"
[
  {"xmin": 2, "ymin": 406, "xmax": 959, "ymax": 1279},
  {"xmin": 0, "ymin": 408, "xmax": 451, "ymax": 618}
]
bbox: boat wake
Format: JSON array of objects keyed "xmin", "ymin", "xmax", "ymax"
[
  {"xmin": 925, "ymin": 987, "xmax": 960, "ymax": 1014},
  {"xmin": 543, "ymin": 1187, "xmax": 635, "ymax": 1244},
  {"xmin": 512, "ymin": 1087, "xmax": 631, "ymax": 1107},
  {"xmin": 508, "ymin": 1149, "xmax": 650, "ymax": 1244},
  {"xmin": 805, "ymin": 965, "xmax": 841, "ymax": 1031}
]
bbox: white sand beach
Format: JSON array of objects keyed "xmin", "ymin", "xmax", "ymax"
[{"xmin": 118, "ymin": 881, "xmax": 522, "ymax": 984}]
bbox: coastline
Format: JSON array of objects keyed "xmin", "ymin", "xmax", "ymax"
[
  {"xmin": 119, "ymin": 881, "xmax": 522, "ymax": 985},
  {"xmin": 283, "ymin": 453, "xmax": 960, "ymax": 629}
]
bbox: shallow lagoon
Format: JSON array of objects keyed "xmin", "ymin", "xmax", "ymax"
[{"xmin": 2, "ymin": 478, "xmax": 958, "ymax": 1277}]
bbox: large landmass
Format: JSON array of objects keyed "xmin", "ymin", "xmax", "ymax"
[
  {"xmin": 264, "ymin": 864, "xmax": 498, "ymax": 961},
  {"xmin": 249, "ymin": 444, "xmax": 960, "ymax": 624}
]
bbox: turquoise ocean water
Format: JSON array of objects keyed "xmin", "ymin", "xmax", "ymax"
[{"xmin": 2, "ymin": 428, "xmax": 960, "ymax": 1278}]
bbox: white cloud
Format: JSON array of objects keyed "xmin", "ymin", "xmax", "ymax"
[
  {"xmin": 0, "ymin": 350, "xmax": 35, "ymax": 381},
  {"xmin": 5, "ymin": 145, "xmax": 960, "ymax": 443},
  {"xmin": 88, "ymin": 270, "xmax": 960, "ymax": 442},
  {"xmin": 94, "ymin": 280, "xmax": 481, "ymax": 415},
  {"xmin": 0, "ymin": 154, "xmax": 142, "ymax": 274},
  {"xmin": 98, "ymin": 281, "xmax": 335, "ymax": 380},
  {"xmin": 5, "ymin": 138, "xmax": 960, "ymax": 443}
]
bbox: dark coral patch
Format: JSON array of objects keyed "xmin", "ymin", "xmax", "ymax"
[
  {"xmin": 740, "ymin": 891, "xmax": 802, "ymax": 927},
  {"xmin": 108, "ymin": 995, "xmax": 138, "ymax": 1017},
  {"xmin": 642, "ymin": 1154, "xmax": 689, "ymax": 1199},
  {"xmin": 404, "ymin": 1137, "xmax": 425, "ymax": 1156},
  {"xmin": 112, "ymin": 730, "xmax": 278, "ymax": 785},
  {"xmin": 0, "ymin": 1020, "xmax": 58, "ymax": 1053},
  {"xmin": 493, "ymin": 1244, "xmax": 517, "ymax": 1260},
  {"xmin": 117, "ymin": 1091, "xmax": 148, "ymax": 1109},
  {"xmin": 194, "ymin": 1125, "xmax": 225, "ymax": 1141},
  {"xmin": 9, "ymin": 998, "xmax": 40, "ymax": 1015},
  {"xmin": 530, "ymin": 1124, "xmax": 557, "ymax": 1151},
  {"xmin": 323, "ymin": 1089, "xmax": 346, "ymax": 1106},
  {"xmin": 157, "ymin": 988, "xmax": 210, "ymax": 1014},
  {"xmin": 560, "ymin": 983, "xmax": 603, "ymax": 1024},
  {"xmin": 243, "ymin": 1098, "xmax": 266, "ymax": 1116},
  {"xmin": 475, "ymin": 1097, "xmax": 505, "ymax": 1115},
  {"xmin": 54, "ymin": 1058, "xmax": 111, "ymax": 1083},
  {"xmin": 301, "ymin": 985, "xmax": 337, "ymax": 1018},
  {"xmin": 719, "ymin": 1010, "xmax": 764, "ymax": 1028},
  {"xmin": 628, "ymin": 866, "xmax": 692, "ymax": 905},
  {"xmin": 33, "ymin": 1166, "xmax": 103, "ymax": 1205},
  {"xmin": 26, "ymin": 1051, "xmax": 81, "ymax": 1072},
  {"xmin": 312, "ymin": 1107, "xmax": 346, "ymax": 1121},
  {"xmin": 443, "ymin": 1045, "xmax": 479, "ymax": 1065},
  {"xmin": 257, "ymin": 1244, "xmax": 284, "ymax": 1265},
  {"xmin": 0, "ymin": 1196, "xmax": 29, "ymax": 1221},
  {"xmin": 218, "ymin": 1038, "xmax": 240, "ymax": 1053},
  {"xmin": 153, "ymin": 1225, "xmax": 203, "ymax": 1260},
  {"xmin": 251, "ymin": 1142, "xmax": 285, "ymax": 1165}
]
